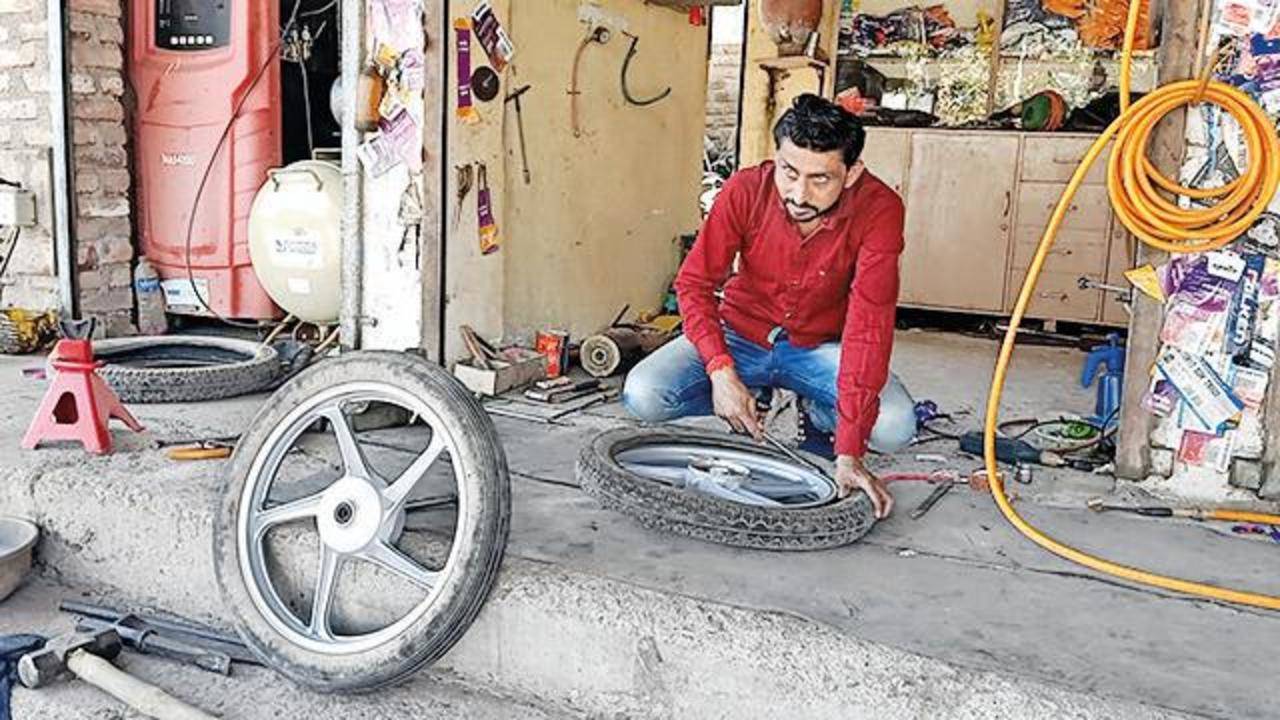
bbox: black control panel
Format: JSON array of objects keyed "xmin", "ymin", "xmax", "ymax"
[{"xmin": 155, "ymin": 0, "xmax": 230, "ymax": 51}]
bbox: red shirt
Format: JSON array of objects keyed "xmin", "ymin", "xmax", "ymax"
[{"xmin": 675, "ymin": 161, "xmax": 905, "ymax": 457}]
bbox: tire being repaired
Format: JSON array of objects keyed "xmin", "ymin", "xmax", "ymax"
[{"xmin": 578, "ymin": 427, "xmax": 877, "ymax": 551}]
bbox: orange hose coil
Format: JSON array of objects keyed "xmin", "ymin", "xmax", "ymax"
[{"xmin": 985, "ymin": 0, "xmax": 1280, "ymax": 611}]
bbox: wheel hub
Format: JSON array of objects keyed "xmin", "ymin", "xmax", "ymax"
[
  {"xmin": 317, "ymin": 477, "xmax": 383, "ymax": 554},
  {"xmin": 687, "ymin": 456, "xmax": 752, "ymax": 489}
]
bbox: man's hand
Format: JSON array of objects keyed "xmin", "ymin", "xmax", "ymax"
[
  {"xmin": 709, "ymin": 367, "xmax": 762, "ymax": 440},
  {"xmin": 836, "ymin": 455, "xmax": 893, "ymax": 519}
]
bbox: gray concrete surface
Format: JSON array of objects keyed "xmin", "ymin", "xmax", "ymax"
[
  {"xmin": 0, "ymin": 332, "xmax": 1272, "ymax": 719},
  {"xmin": 0, "ymin": 580, "xmax": 573, "ymax": 720}
]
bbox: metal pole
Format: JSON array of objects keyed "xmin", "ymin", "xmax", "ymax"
[
  {"xmin": 47, "ymin": 0, "xmax": 78, "ymax": 318},
  {"xmin": 339, "ymin": 0, "xmax": 365, "ymax": 349}
]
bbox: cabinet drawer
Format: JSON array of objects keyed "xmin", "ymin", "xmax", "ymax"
[
  {"xmin": 863, "ymin": 128, "xmax": 910, "ymax": 196},
  {"xmin": 1015, "ymin": 182, "xmax": 1112, "ymax": 233},
  {"xmin": 1021, "ymin": 136, "xmax": 1110, "ymax": 185},
  {"xmin": 1011, "ymin": 226, "xmax": 1108, "ymax": 275},
  {"xmin": 1007, "ymin": 266, "xmax": 1101, "ymax": 322}
]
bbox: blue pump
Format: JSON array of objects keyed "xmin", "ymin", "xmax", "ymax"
[{"xmin": 1081, "ymin": 334, "xmax": 1125, "ymax": 428}]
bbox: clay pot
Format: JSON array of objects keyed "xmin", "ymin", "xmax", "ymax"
[{"xmin": 760, "ymin": 0, "xmax": 824, "ymax": 55}]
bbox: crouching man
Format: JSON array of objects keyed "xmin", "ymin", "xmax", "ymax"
[{"xmin": 624, "ymin": 94, "xmax": 915, "ymax": 519}]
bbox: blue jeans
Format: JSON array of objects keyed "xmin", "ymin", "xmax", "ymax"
[{"xmin": 623, "ymin": 329, "xmax": 916, "ymax": 454}]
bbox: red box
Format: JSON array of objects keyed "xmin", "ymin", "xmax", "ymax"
[{"xmin": 535, "ymin": 331, "xmax": 570, "ymax": 378}]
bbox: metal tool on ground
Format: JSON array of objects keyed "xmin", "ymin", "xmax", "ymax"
[
  {"xmin": 504, "ymin": 84, "xmax": 532, "ymax": 183},
  {"xmin": 960, "ymin": 431, "xmax": 1064, "ymax": 467},
  {"xmin": 524, "ymin": 379, "xmax": 605, "ymax": 403},
  {"xmin": 910, "ymin": 480, "xmax": 955, "ymax": 521},
  {"xmin": 1086, "ymin": 498, "xmax": 1280, "ymax": 525},
  {"xmin": 487, "ymin": 386, "xmax": 619, "ymax": 424},
  {"xmin": 74, "ymin": 616, "xmax": 231, "ymax": 676},
  {"xmin": 166, "ymin": 440, "xmax": 234, "ymax": 462},
  {"xmin": 60, "ymin": 599, "xmax": 261, "ymax": 667},
  {"xmin": 19, "ymin": 630, "xmax": 215, "ymax": 720}
]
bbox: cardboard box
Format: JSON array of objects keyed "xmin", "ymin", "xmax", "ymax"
[{"xmin": 453, "ymin": 350, "xmax": 547, "ymax": 396}]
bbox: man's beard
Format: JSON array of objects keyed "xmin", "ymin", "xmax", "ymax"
[{"xmin": 785, "ymin": 199, "xmax": 837, "ymax": 222}]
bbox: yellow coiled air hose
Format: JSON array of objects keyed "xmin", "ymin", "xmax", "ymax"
[{"xmin": 985, "ymin": 0, "xmax": 1280, "ymax": 610}]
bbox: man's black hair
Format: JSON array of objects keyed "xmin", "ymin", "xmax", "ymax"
[{"xmin": 772, "ymin": 94, "xmax": 866, "ymax": 167}]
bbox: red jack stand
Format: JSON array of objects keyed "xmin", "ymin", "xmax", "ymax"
[{"xmin": 22, "ymin": 337, "xmax": 143, "ymax": 455}]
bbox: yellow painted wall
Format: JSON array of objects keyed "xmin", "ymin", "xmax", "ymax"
[
  {"xmin": 495, "ymin": 0, "xmax": 708, "ymax": 343},
  {"xmin": 444, "ymin": 0, "xmax": 512, "ymax": 362}
]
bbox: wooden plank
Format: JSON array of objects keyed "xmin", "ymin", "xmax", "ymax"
[
  {"xmin": 418, "ymin": 0, "xmax": 445, "ymax": 361},
  {"xmin": 1114, "ymin": 0, "xmax": 1207, "ymax": 480}
]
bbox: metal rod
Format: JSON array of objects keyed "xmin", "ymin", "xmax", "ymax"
[
  {"xmin": 339, "ymin": 0, "xmax": 365, "ymax": 350},
  {"xmin": 47, "ymin": 0, "xmax": 77, "ymax": 318}
]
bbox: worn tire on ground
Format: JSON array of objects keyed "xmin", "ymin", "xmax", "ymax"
[
  {"xmin": 577, "ymin": 427, "xmax": 876, "ymax": 551},
  {"xmin": 212, "ymin": 351, "xmax": 511, "ymax": 693},
  {"xmin": 85, "ymin": 336, "xmax": 280, "ymax": 403}
]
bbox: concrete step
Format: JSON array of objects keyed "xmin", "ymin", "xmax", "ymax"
[
  {"xmin": 1, "ymin": 438, "xmax": 1187, "ymax": 720},
  {"xmin": 1, "ymin": 580, "xmax": 576, "ymax": 720}
]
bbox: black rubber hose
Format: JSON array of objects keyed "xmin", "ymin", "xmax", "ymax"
[{"xmin": 621, "ymin": 35, "xmax": 671, "ymax": 107}]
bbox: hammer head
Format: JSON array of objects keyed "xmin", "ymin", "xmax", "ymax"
[{"xmin": 18, "ymin": 629, "xmax": 122, "ymax": 689}]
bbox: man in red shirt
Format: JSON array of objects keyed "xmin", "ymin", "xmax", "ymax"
[{"xmin": 623, "ymin": 94, "xmax": 914, "ymax": 518}]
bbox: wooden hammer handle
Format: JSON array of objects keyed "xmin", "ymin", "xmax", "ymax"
[{"xmin": 67, "ymin": 651, "xmax": 216, "ymax": 720}]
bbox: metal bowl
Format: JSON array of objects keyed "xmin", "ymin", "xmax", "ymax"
[{"xmin": 0, "ymin": 517, "xmax": 38, "ymax": 602}]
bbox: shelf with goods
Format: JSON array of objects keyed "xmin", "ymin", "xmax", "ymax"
[{"xmin": 836, "ymin": 0, "xmax": 1164, "ymax": 127}]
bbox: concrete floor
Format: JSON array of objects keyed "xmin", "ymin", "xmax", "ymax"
[{"xmin": 2, "ymin": 330, "xmax": 1278, "ymax": 719}]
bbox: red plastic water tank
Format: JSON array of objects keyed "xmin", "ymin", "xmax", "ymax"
[{"xmin": 129, "ymin": 0, "xmax": 282, "ymax": 320}]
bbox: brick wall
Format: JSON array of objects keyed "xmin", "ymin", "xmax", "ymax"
[
  {"xmin": 705, "ymin": 41, "xmax": 742, "ymax": 157},
  {"xmin": 0, "ymin": 0, "xmax": 134, "ymax": 337},
  {"xmin": 70, "ymin": 0, "xmax": 134, "ymax": 336}
]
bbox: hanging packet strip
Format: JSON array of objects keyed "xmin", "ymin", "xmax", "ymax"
[
  {"xmin": 1244, "ymin": 256, "xmax": 1280, "ymax": 369},
  {"xmin": 1228, "ymin": 254, "xmax": 1266, "ymax": 364},
  {"xmin": 476, "ymin": 163, "xmax": 499, "ymax": 255},
  {"xmin": 1155, "ymin": 346, "xmax": 1245, "ymax": 436},
  {"xmin": 371, "ymin": 0, "xmax": 421, "ymax": 52},
  {"xmin": 471, "ymin": 1, "xmax": 516, "ymax": 72},
  {"xmin": 379, "ymin": 106, "xmax": 422, "ymax": 174},
  {"xmin": 454, "ymin": 19, "xmax": 480, "ymax": 124}
]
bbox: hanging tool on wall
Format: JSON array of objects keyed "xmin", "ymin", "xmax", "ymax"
[
  {"xmin": 570, "ymin": 26, "xmax": 612, "ymax": 138},
  {"xmin": 452, "ymin": 164, "xmax": 475, "ymax": 230},
  {"xmin": 397, "ymin": 177, "xmax": 424, "ymax": 270},
  {"xmin": 476, "ymin": 163, "xmax": 500, "ymax": 255},
  {"xmin": 620, "ymin": 32, "xmax": 672, "ymax": 107},
  {"xmin": 505, "ymin": 84, "xmax": 533, "ymax": 184},
  {"xmin": 454, "ymin": 18, "xmax": 481, "ymax": 124}
]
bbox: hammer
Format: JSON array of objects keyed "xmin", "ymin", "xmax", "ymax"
[{"xmin": 19, "ymin": 629, "xmax": 216, "ymax": 719}]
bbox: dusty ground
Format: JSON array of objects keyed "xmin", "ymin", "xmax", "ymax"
[{"xmin": 1, "ymin": 329, "xmax": 1276, "ymax": 719}]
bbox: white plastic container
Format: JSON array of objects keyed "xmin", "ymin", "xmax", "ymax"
[{"xmin": 248, "ymin": 160, "xmax": 343, "ymax": 323}]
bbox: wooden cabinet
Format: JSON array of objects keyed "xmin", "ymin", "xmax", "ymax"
[
  {"xmin": 859, "ymin": 127, "xmax": 910, "ymax": 196},
  {"xmin": 900, "ymin": 132, "xmax": 1019, "ymax": 312},
  {"xmin": 864, "ymin": 126, "xmax": 1129, "ymax": 327}
]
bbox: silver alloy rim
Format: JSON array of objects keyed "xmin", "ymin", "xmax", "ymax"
[
  {"xmin": 236, "ymin": 381, "xmax": 468, "ymax": 655},
  {"xmin": 616, "ymin": 441, "xmax": 837, "ymax": 509}
]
